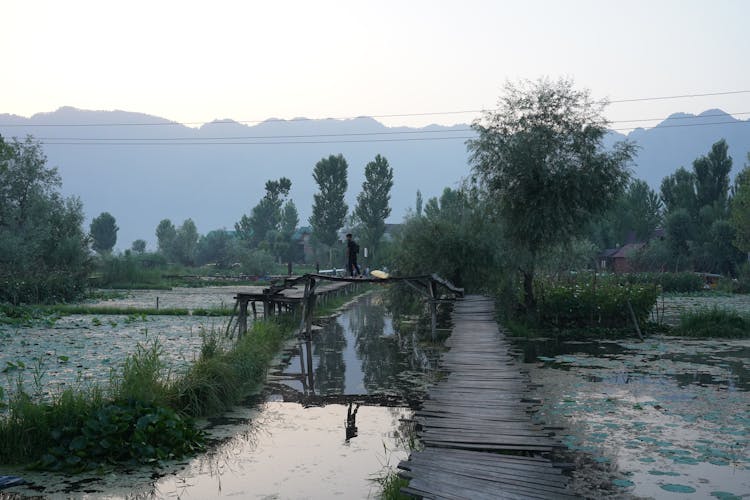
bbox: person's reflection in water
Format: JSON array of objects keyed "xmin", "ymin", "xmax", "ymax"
[{"xmin": 345, "ymin": 402, "xmax": 360, "ymax": 441}]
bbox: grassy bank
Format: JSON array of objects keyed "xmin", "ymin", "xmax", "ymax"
[
  {"xmin": 0, "ymin": 304, "xmax": 235, "ymax": 326},
  {"xmin": 672, "ymin": 307, "xmax": 750, "ymax": 338},
  {"xmin": 0, "ymin": 283, "xmax": 370, "ymax": 470}
]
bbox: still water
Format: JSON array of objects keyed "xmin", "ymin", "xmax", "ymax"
[
  {"xmin": 0, "ymin": 292, "xmax": 437, "ymax": 499},
  {"xmin": 515, "ymin": 336, "xmax": 750, "ymax": 498}
]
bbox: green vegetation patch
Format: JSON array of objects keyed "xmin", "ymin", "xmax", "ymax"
[
  {"xmin": 534, "ymin": 278, "xmax": 659, "ymax": 329},
  {"xmin": 672, "ymin": 307, "xmax": 750, "ymax": 338}
]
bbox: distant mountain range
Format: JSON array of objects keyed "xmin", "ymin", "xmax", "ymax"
[{"xmin": 1, "ymin": 107, "xmax": 748, "ymax": 250}]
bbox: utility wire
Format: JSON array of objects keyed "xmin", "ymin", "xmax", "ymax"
[
  {"xmin": 2, "ymin": 90, "xmax": 748, "ymax": 128},
  {"xmin": 26, "ymin": 111, "xmax": 750, "ymax": 142},
  {"xmin": 36, "ymin": 120, "xmax": 750, "ymax": 147}
]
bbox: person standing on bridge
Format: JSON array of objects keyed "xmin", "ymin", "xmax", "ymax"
[{"xmin": 345, "ymin": 233, "xmax": 362, "ymax": 277}]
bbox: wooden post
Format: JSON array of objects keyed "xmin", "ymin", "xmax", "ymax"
[
  {"xmin": 156, "ymin": 296, "xmax": 159, "ymax": 311},
  {"xmin": 238, "ymin": 298, "xmax": 248, "ymax": 337},
  {"xmin": 305, "ymin": 337, "xmax": 315, "ymax": 395},
  {"xmin": 288, "ymin": 261, "xmax": 292, "ymax": 276},
  {"xmin": 305, "ymin": 277, "xmax": 317, "ymax": 339},
  {"xmin": 626, "ymin": 299, "xmax": 644, "ymax": 341},
  {"xmin": 251, "ymin": 301, "xmax": 257, "ymax": 319},
  {"xmin": 429, "ymin": 279, "xmax": 438, "ymax": 339}
]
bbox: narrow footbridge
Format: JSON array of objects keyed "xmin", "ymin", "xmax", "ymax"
[
  {"xmin": 398, "ymin": 295, "xmax": 575, "ymax": 499},
  {"xmin": 225, "ymin": 273, "xmax": 463, "ymax": 337}
]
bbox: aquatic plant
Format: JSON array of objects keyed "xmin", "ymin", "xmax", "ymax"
[
  {"xmin": 36, "ymin": 400, "xmax": 204, "ymax": 472},
  {"xmin": 672, "ymin": 306, "xmax": 750, "ymax": 338},
  {"xmin": 534, "ymin": 279, "xmax": 659, "ymax": 329}
]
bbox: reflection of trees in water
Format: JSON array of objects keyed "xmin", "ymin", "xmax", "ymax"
[
  {"xmin": 350, "ymin": 295, "xmax": 438, "ymax": 396},
  {"xmin": 313, "ymin": 321, "xmax": 346, "ymax": 394}
]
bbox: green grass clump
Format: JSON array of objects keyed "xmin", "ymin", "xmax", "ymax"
[
  {"xmin": 375, "ymin": 470, "xmax": 411, "ymax": 500},
  {"xmin": 672, "ymin": 307, "xmax": 750, "ymax": 338}
]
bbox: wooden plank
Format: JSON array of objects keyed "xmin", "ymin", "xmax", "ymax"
[{"xmin": 399, "ymin": 294, "xmax": 572, "ymax": 499}]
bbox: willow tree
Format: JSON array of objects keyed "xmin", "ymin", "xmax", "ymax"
[{"xmin": 468, "ymin": 78, "xmax": 635, "ymax": 310}]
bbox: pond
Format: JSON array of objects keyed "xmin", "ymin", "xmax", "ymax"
[
  {"xmin": 0, "ymin": 292, "xmax": 437, "ymax": 499},
  {"xmin": 515, "ymin": 335, "xmax": 750, "ymax": 498}
]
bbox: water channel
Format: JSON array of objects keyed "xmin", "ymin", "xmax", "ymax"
[{"xmin": 0, "ymin": 292, "xmax": 441, "ymax": 499}]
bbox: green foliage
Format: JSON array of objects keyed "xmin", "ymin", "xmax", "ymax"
[
  {"xmin": 310, "ymin": 154, "xmax": 349, "ymax": 248},
  {"xmin": 235, "ymin": 177, "xmax": 292, "ymax": 248},
  {"xmin": 468, "ymin": 78, "xmax": 634, "ymax": 308},
  {"xmin": 239, "ymin": 248, "xmax": 275, "ymax": 276},
  {"xmin": 354, "ymin": 154, "xmax": 394, "ymax": 262},
  {"xmin": 533, "ymin": 276, "xmax": 659, "ymax": 329},
  {"xmin": 172, "ymin": 218, "xmax": 199, "ymax": 266},
  {"xmin": 661, "ymin": 167, "xmax": 697, "ymax": 215},
  {"xmin": 0, "ymin": 135, "xmax": 91, "ymax": 304},
  {"xmin": 0, "ymin": 315, "xmax": 297, "ymax": 467},
  {"xmin": 155, "ymin": 219, "xmax": 176, "ymax": 255},
  {"xmin": 95, "ymin": 251, "xmax": 167, "ymax": 288},
  {"xmin": 131, "ymin": 239, "xmax": 147, "ymax": 254},
  {"xmin": 730, "ymin": 156, "xmax": 750, "ymax": 253},
  {"xmin": 195, "ymin": 229, "xmax": 243, "ymax": 268},
  {"xmin": 36, "ymin": 400, "xmax": 204, "ymax": 472},
  {"xmin": 171, "ymin": 319, "xmax": 291, "ymax": 416},
  {"xmin": 389, "ymin": 187, "xmax": 504, "ymax": 291},
  {"xmin": 375, "ymin": 470, "xmax": 411, "ymax": 500},
  {"xmin": 672, "ymin": 307, "xmax": 750, "ymax": 338},
  {"xmin": 591, "ymin": 179, "xmax": 662, "ymax": 249},
  {"xmin": 90, "ymin": 212, "xmax": 118, "ymax": 254},
  {"xmin": 650, "ymin": 140, "xmax": 743, "ymax": 276}
]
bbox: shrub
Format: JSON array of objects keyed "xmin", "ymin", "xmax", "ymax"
[
  {"xmin": 36, "ymin": 400, "xmax": 204, "ymax": 472},
  {"xmin": 534, "ymin": 277, "xmax": 659, "ymax": 329},
  {"xmin": 672, "ymin": 307, "xmax": 750, "ymax": 338}
]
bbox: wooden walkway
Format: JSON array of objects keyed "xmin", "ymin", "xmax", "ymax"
[{"xmin": 398, "ymin": 295, "xmax": 575, "ymax": 499}]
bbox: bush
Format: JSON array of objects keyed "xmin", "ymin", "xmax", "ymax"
[
  {"xmin": 534, "ymin": 277, "xmax": 659, "ymax": 329},
  {"xmin": 672, "ymin": 307, "xmax": 750, "ymax": 338},
  {"xmin": 36, "ymin": 400, "xmax": 204, "ymax": 472}
]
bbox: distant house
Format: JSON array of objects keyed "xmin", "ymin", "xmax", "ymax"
[{"xmin": 599, "ymin": 243, "xmax": 645, "ymax": 273}]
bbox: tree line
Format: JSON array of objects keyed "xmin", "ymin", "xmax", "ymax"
[
  {"xmin": 389, "ymin": 78, "xmax": 750, "ymax": 315},
  {"xmin": 0, "ymin": 133, "xmax": 395, "ymax": 303}
]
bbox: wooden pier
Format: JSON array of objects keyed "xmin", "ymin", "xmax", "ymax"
[
  {"xmin": 225, "ymin": 273, "xmax": 463, "ymax": 338},
  {"xmin": 398, "ymin": 295, "xmax": 575, "ymax": 499}
]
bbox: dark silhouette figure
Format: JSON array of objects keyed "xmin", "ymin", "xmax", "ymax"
[
  {"xmin": 345, "ymin": 402, "xmax": 360, "ymax": 440},
  {"xmin": 345, "ymin": 233, "xmax": 361, "ymax": 277}
]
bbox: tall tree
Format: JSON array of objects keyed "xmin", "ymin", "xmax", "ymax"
[
  {"xmin": 354, "ymin": 154, "xmax": 394, "ymax": 260},
  {"xmin": 280, "ymin": 200, "xmax": 299, "ymax": 235},
  {"xmin": 731, "ymin": 154, "xmax": 750, "ymax": 255},
  {"xmin": 660, "ymin": 167, "xmax": 697, "ymax": 215},
  {"xmin": 172, "ymin": 219, "xmax": 199, "ymax": 266},
  {"xmin": 90, "ymin": 212, "xmax": 118, "ymax": 254},
  {"xmin": 310, "ymin": 154, "xmax": 348, "ymax": 249},
  {"xmin": 235, "ymin": 177, "xmax": 291, "ymax": 247},
  {"xmin": 0, "ymin": 135, "xmax": 90, "ymax": 303},
  {"xmin": 131, "ymin": 239, "xmax": 147, "ymax": 254},
  {"xmin": 592, "ymin": 179, "xmax": 662, "ymax": 248},
  {"xmin": 694, "ymin": 139, "xmax": 732, "ymax": 213},
  {"xmin": 468, "ymin": 78, "xmax": 634, "ymax": 309},
  {"xmin": 155, "ymin": 219, "xmax": 177, "ymax": 256}
]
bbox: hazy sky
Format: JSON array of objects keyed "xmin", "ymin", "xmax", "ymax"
[{"xmin": 4, "ymin": 0, "xmax": 749, "ymax": 129}]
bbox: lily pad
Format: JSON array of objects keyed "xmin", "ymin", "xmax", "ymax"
[
  {"xmin": 613, "ymin": 479, "xmax": 634, "ymax": 488},
  {"xmin": 661, "ymin": 484, "xmax": 696, "ymax": 493}
]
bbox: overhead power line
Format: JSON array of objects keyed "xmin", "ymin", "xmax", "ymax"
[
  {"xmin": 26, "ymin": 111, "xmax": 750, "ymax": 142},
  {"xmin": 35, "ymin": 119, "xmax": 750, "ymax": 147},
  {"xmin": 1, "ymin": 90, "xmax": 748, "ymax": 128}
]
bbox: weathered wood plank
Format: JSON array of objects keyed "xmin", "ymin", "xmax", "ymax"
[{"xmin": 399, "ymin": 295, "xmax": 572, "ymax": 499}]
